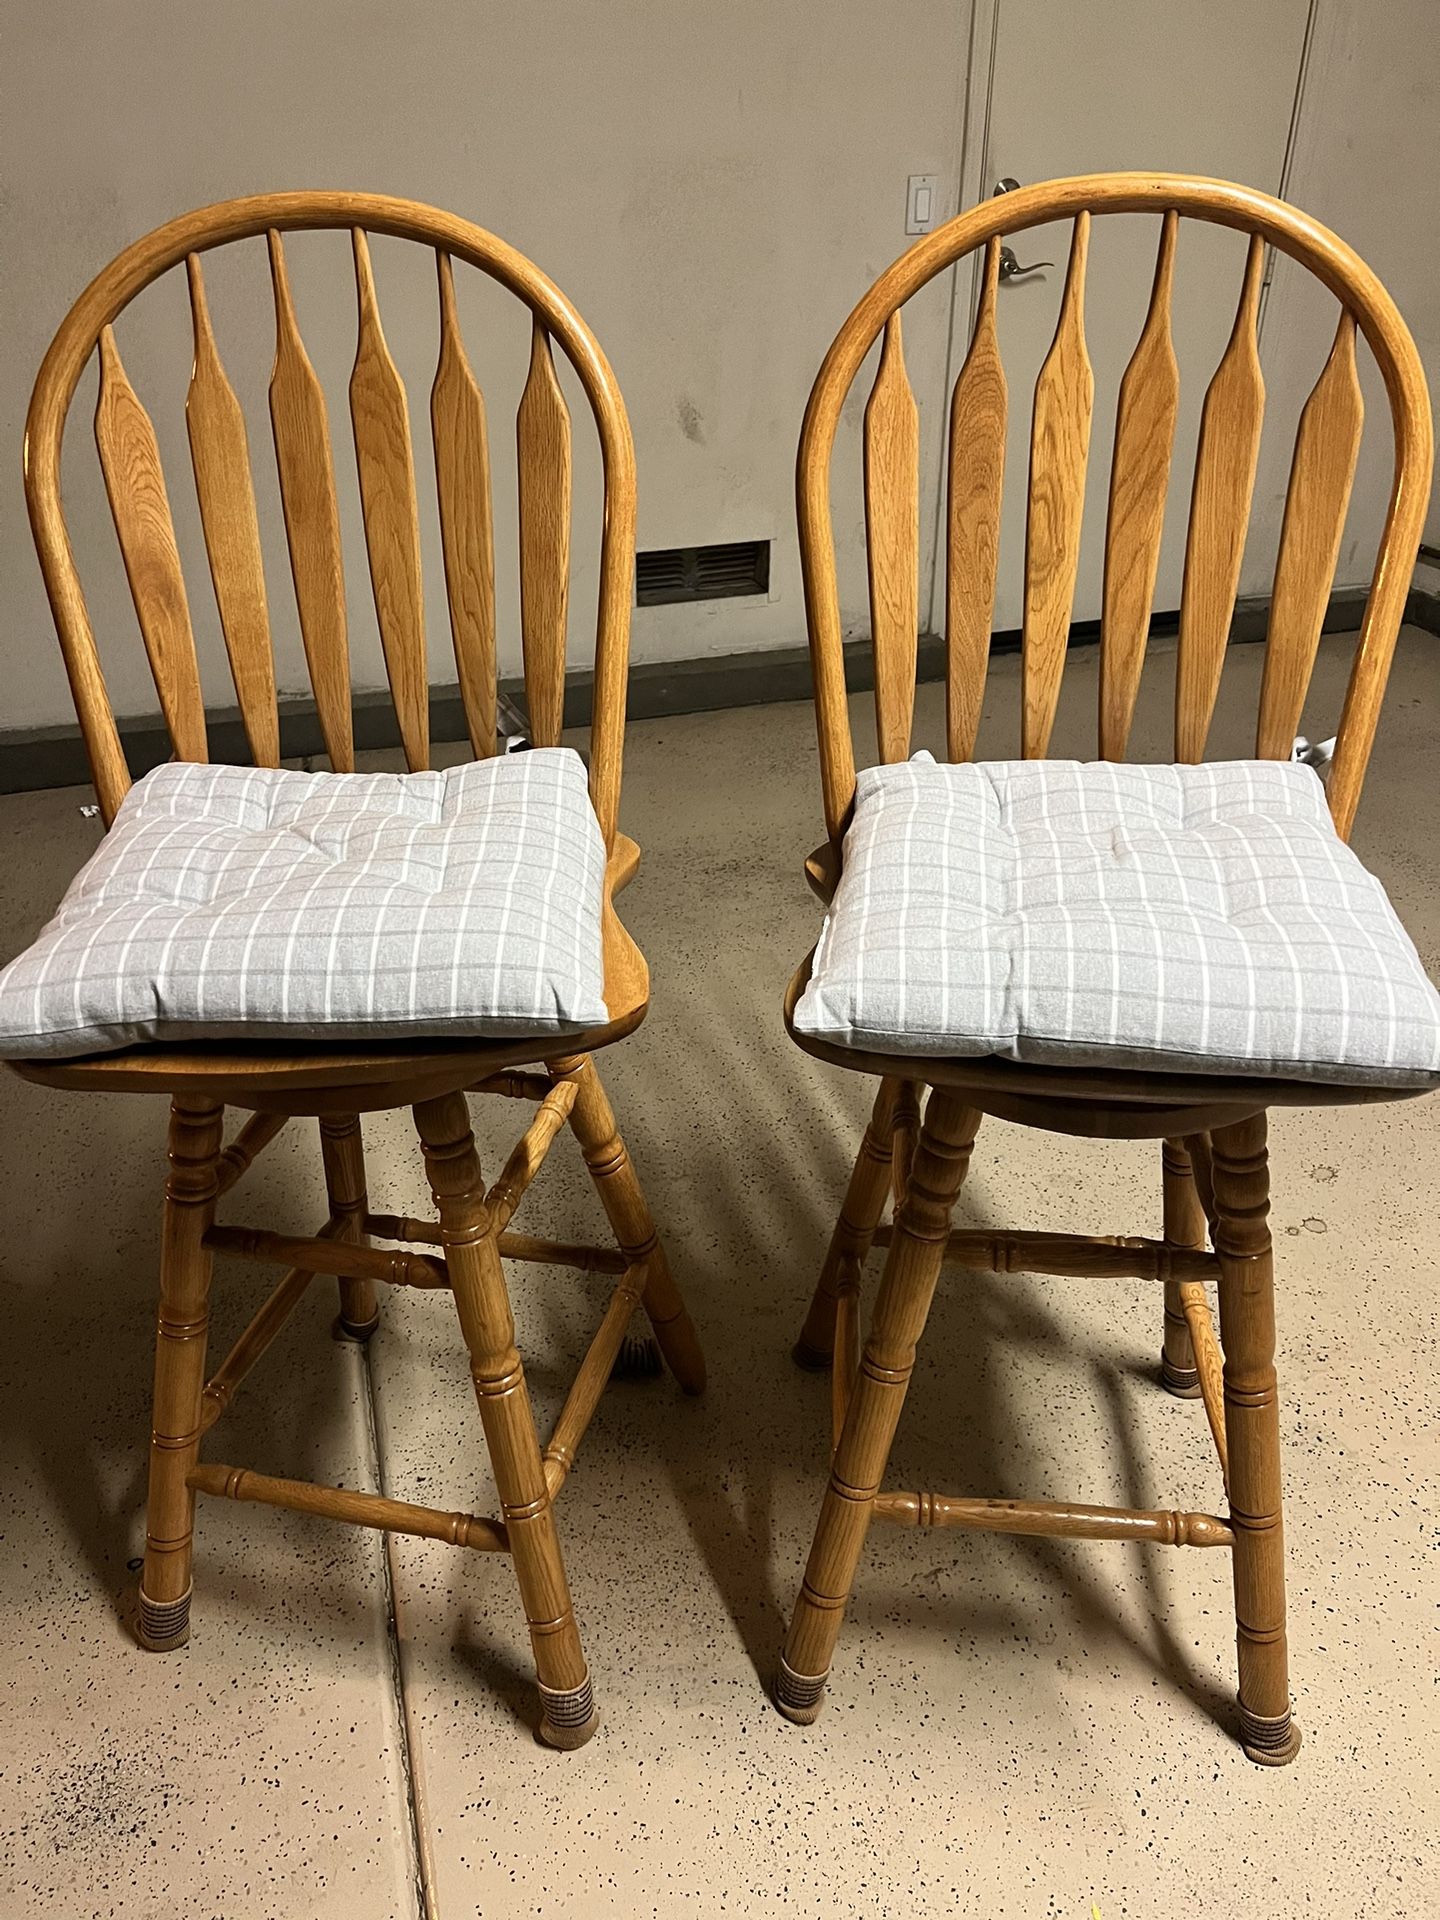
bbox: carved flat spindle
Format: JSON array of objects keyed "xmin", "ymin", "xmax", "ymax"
[
  {"xmin": 1175, "ymin": 234, "xmax": 1266, "ymax": 762},
  {"xmin": 267, "ymin": 229, "xmax": 353, "ymax": 770},
  {"xmin": 350, "ymin": 230, "xmax": 429, "ymax": 770},
  {"xmin": 1023, "ymin": 213, "xmax": 1093, "ymax": 757},
  {"xmin": 432, "ymin": 252, "xmax": 497, "ymax": 757},
  {"xmin": 185, "ymin": 255, "xmax": 279, "ymax": 767},
  {"xmin": 516, "ymin": 320, "xmax": 571, "ymax": 747},
  {"xmin": 865, "ymin": 311, "xmax": 921, "ymax": 763},
  {"xmin": 94, "ymin": 328, "xmax": 208, "ymax": 763},
  {"xmin": 1100, "ymin": 211, "xmax": 1179, "ymax": 759},
  {"xmin": 946, "ymin": 237, "xmax": 1006, "ymax": 761},
  {"xmin": 1257, "ymin": 310, "xmax": 1364, "ymax": 760}
]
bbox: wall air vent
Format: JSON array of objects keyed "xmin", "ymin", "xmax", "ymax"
[{"xmin": 635, "ymin": 539, "xmax": 770, "ymax": 606}]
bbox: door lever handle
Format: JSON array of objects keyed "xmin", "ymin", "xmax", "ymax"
[{"xmin": 998, "ymin": 244, "xmax": 1053, "ymax": 282}]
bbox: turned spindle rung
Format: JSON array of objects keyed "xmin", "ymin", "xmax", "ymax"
[
  {"xmin": 873, "ymin": 1490, "xmax": 1234, "ymax": 1548},
  {"xmin": 188, "ymin": 1461, "xmax": 510, "ymax": 1552},
  {"xmin": 871, "ymin": 1223, "xmax": 1219, "ymax": 1284}
]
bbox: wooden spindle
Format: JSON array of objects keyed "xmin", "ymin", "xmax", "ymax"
[
  {"xmin": 864, "ymin": 311, "xmax": 921, "ymax": 762},
  {"xmin": 1175, "ymin": 234, "xmax": 1266, "ymax": 761},
  {"xmin": 267, "ymin": 229, "xmax": 353, "ymax": 769},
  {"xmin": 1100, "ymin": 211, "xmax": 1179, "ymax": 759},
  {"xmin": 432, "ymin": 252, "xmax": 497, "ymax": 757},
  {"xmin": 946, "ymin": 237, "xmax": 1006, "ymax": 761},
  {"xmin": 350, "ymin": 230, "xmax": 429, "ymax": 770},
  {"xmin": 1256, "ymin": 310, "xmax": 1364, "ymax": 759},
  {"xmin": 94, "ymin": 327, "xmax": 208, "ymax": 763},
  {"xmin": 516, "ymin": 319, "xmax": 571, "ymax": 746},
  {"xmin": 185, "ymin": 255, "xmax": 279, "ymax": 767},
  {"xmin": 1022, "ymin": 213, "xmax": 1093, "ymax": 757},
  {"xmin": 1212, "ymin": 1113, "xmax": 1301, "ymax": 1765}
]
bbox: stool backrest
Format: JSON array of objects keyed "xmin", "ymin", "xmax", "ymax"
[
  {"xmin": 798, "ymin": 174, "xmax": 1432, "ymax": 847},
  {"xmin": 25, "ymin": 191, "xmax": 636, "ymax": 844}
]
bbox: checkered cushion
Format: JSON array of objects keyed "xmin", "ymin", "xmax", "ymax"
[
  {"xmin": 0, "ymin": 748, "xmax": 610, "ymax": 1058},
  {"xmin": 792, "ymin": 755, "xmax": 1440, "ymax": 1086}
]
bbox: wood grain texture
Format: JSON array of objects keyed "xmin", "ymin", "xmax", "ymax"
[
  {"xmin": 415, "ymin": 1089, "xmax": 597, "ymax": 1747},
  {"xmin": 792, "ymin": 1078, "xmax": 900, "ymax": 1369},
  {"xmin": 516, "ymin": 319, "xmax": 572, "ymax": 748},
  {"xmin": 136, "ymin": 1098, "xmax": 223, "ymax": 1649},
  {"xmin": 778, "ymin": 1094, "xmax": 981, "ymax": 1714},
  {"xmin": 863, "ymin": 311, "xmax": 921, "ymax": 763},
  {"xmin": 1100, "ymin": 211, "xmax": 1179, "ymax": 760},
  {"xmin": 946, "ymin": 236, "xmax": 1006, "ymax": 761},
  {"xmin": 1175, "ymin": 234, "xmax": 1266, "ymax": 762},
  {"xmin": 185, "ymin": 255, "xmax": 279, "ymax": 767},
  {"xmin": 190, "ymin": 1462, "xmax": 509, "ymax": 1553},
  {"xmin": 94, "ymin": 327, "xmax": 208, "ymax": 763},
  {"xmin": 1160, "ymin": 1135, "xmax": 1205, "ymax": 1397},
  {"xmin": 25, "ymin": 189, "xmax": 639, "ymax": 839},
  {"xmin": 350, "ymin": 230, "xmax": 428, "ymax": 770},
  {"xmin": 21, "ymin": 195, "xmax": 696, "ymax": 1751},
  {"xmin": 553, "ymin": 1051, "xmax": 707, "ymax": 1394},
  {"xmin": 780, "ymin": 170, "xmax": 1433, "ymax": 1756},
  {"xmin": 431, "ymin": 251, "xmax": 497, "ymax": 757},
  {"xmin": 1022, "ymin": 213, "xmax": 1093, "ymax": 757},
  {"xmin": 1257, "ymin": 310, "xmax": 1364, "ymax": 759},
  {"xmin": 1212, "ymin": 1113, "xmax": 1301, "ymax": 1763},
  {"xmin": 267, "ymin": 229, "xmax": 353, "ymax": 769},
  {"xmin": 790, "ymin": 174, "xmax": 1430, "ymax": 848},
  {"xmin": 874, "ymin": 1491, "xmax": 1233, "ymax": 1547}
]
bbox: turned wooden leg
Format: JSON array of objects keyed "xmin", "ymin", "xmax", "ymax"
[
  {"xmin": 414, "ymin": 1090, "xmax": 598, "ymax": 1749},
  {"xmin": 1212, "ymin": 1112, "xmax": 1301, "ymax": 1766},
  {"xmin": 1161, "ymin": 1137, "xmax": 1205, "ymax": 1398},
  {"xmin": 792, "ymin": 1077, "xmax": 903, "ymax": 1372},
  {"xmin": 320, "ymin": 1114, "xmax": 379, "ymax": 1342},
  {"xmin": 551, "ymin": 1054, "xmax": 705, "ymax": 1396},
  {"xmin": 777, "ymin": 1091, "xmax": 981, "ymax": 1723},
  {"xmin": 138, "ymin": 1097, "xmax": 225, "ymax": 1651}
]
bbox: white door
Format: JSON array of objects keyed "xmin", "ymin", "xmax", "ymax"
[{"xmin": 930, "ymin": 0, "xmax": 1314, "ymax": 635}]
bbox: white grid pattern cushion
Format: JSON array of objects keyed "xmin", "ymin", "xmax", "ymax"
[
  {"xmin": 0, "ymin": 747, "xmax": 610, "ymax": 1059},
  {"xmin": 793, "ymin": 755, "xmax": 1440, "ymax": 1087}
]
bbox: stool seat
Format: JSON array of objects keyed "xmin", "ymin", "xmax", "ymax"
[
  {"xmin": 792, "ymin": 755, "xmax": 1440, "ymax": 1088},
  {"xmin": 0, "ymin": 748, "xmax": 611, "ymax": 1061}
]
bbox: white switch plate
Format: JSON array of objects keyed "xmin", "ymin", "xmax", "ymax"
[{"xmin": 905, "ymin": 174, "xmax": 939, "ymax": 235}]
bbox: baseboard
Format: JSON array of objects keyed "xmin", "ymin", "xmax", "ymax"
[{"xmin": 0, "ymin": 584, "xmax": 1426, "ymax": 797}]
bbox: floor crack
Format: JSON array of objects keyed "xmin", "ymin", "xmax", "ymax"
[{"xmin": 355, "ymin": 1332, "xmax": 440, "ymax": 1920}]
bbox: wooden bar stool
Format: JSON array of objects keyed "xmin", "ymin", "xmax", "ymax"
[
  {"xmin": 774, "ymin": 174, "xmax": 1436, "ymax": 1764},
  {"xmin": 5, "ymin": 193, "xmax": 704, "ymax": 1750}
]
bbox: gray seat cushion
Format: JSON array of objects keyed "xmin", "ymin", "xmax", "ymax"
[
  {"xmin": 792, "ymin": 755, "xmax": 1440, "ymax": 1087},
  {"xmin": 0, "ymin": 747, "xmax": 609, "ymax": 1058}
]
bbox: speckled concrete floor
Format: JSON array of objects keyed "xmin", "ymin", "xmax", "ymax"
[{"xmin": 1, "ymin": 630, "xmax": 1437, "ymax": 1919}]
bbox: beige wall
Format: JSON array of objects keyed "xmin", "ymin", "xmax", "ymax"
[
  {"xmin": 1247, "ymin": 0, "xmax": 1440, "ymax": 588},
  {"xmin": 0, "ymin": 1, "xmax": 969, "ymax": 732},
  {"xmin": 1, "ymin": 2, "xmax": 1434, "ymax": 741}
]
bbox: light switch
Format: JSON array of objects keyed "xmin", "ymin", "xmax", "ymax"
[{"xmin": 906, "ymin": 174, "xmax": 940, "ymax": 236}]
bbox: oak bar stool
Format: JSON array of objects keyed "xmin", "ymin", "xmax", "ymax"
[
  {"xmin": 774, "ymin": 174, "xmax": 1437, "ymax": 1764},
  {"xmin": 6, "ymin": 192, "xmax": 705, "ymax": 1750}
]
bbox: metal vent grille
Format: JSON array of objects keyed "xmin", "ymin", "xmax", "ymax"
[{"xmin": 636, "ymin": 539, "xmax": 770, "ymax": 606}]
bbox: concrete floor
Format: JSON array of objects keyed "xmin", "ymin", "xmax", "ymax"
[{"xmin": 1, "ymin": 629, "xmax": 1437, "ymax": 1919}]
